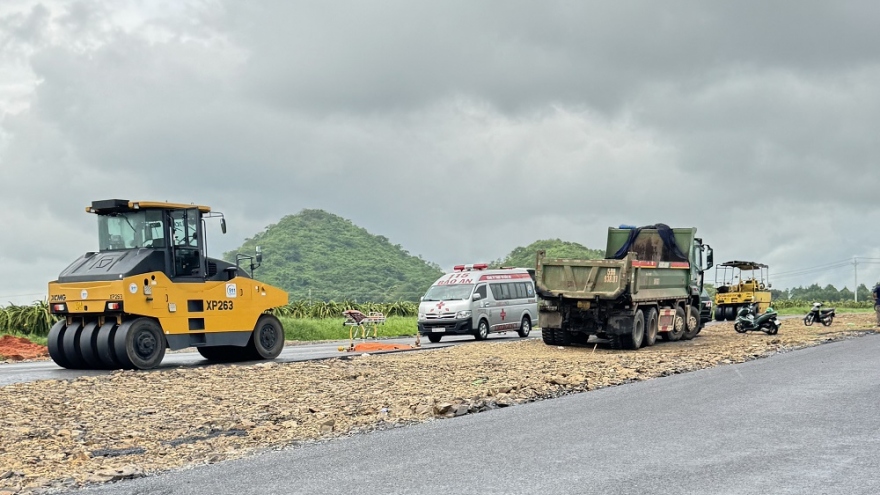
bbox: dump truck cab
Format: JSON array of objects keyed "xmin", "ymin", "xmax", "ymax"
[{"xmin": 47, "ymin": 199, "xmax": 288, "ymax": 371}]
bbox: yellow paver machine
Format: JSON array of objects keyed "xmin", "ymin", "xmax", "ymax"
[
  {"xmin": 713, "ymin": 260, "xmax": 772, "ymax": 321},
  {"xmin": 47, "ymin": 199, "xmax": 289, "ymax": 370}
]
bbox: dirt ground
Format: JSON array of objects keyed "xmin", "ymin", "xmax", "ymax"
[
  {"xmin": 0, "ymin": 314, "xmax": 877, "ymax": 494},
  {"xmin": 0, "ymin": 337, "xmax": 49, "ymax": 362}
]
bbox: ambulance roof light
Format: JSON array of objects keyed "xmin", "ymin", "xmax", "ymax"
[{"xmin": 452, "ymin": 263, "xmax": 489, "ymax": 272}]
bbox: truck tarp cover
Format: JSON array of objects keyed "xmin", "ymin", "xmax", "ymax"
[{"xmin": 609, "ymin": 223, "xmax": 688, "ymax": 262}]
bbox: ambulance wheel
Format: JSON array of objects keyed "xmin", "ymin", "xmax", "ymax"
[
  {"xmin": 474, "ymin": 319, "xmax": 490, "ymax": 340},
  {"xmin": 427, "ymin": 334, "xmax": 442, "ymax": 343},
  {"xmin": 517, "ymin": 316, "xmax": 531, "ymax": 338},
  {"xmin": 249, "ymin": 314, "xmax": 285, "ymax": 360}
]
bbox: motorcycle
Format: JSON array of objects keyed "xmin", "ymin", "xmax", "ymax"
[
  {"xmin": 734, "ymin": 306, "xmax": 780, "ymax": 335},
  {"xmin": 803, "ymin": 302, "xmax": 835, "ymax": 327}
]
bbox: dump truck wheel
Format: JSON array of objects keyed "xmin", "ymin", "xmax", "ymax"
[
  {"xmin": 643, "ymin": 308, "xmax": 658, "ymax": 347},
  {"xmin": 557, "ymin": 329, "xmax": 573, "ymax": 346},
  {"xmin": 77, "ymin": 322, "xmax": 104, "ymax": 368},
  {"xmin": 622, "ymin": 310, "xmax": 644, "ymax": 349},
  {"xmin": 474, "ymin": 319, "xmax": 490, "ymax": 341},
  {"xmin": 198, "ymin": 346, "xmax": 243, "ymax": 362},
  {"xmin": 47, "ymin": 320, "xmax": 72, "ymax": 369},
  {"xmin": 61, "ymin": 321, "xmax": 86, "ymax": 369},
  {"xmin": 95, "ymin": 322, "xmax": 121, "ymax": 369},
  {"xmin": 427, "ymin": 334, "xmax": 442, "ymax": 343},
  {"xmin": 517, "ymin": 316, "xmax": 532, "ymax": 338},
  {"xmin": 541, "ymin": 327, "xmax": 556, "ymax": 345},
  {"xmin": 664, "ymin": 307, "xmax": 685, "ymax": 342},
  {"xmin": 249, "ymin": 314, "xmax": 284, "ymax": 360},
  {"xmin": 682, "ymin": 305, "xmax": 701, "ymax": 340},
  {"xmin": 113, "ymin": 318, "xmax": 166, "ymax": 370}
]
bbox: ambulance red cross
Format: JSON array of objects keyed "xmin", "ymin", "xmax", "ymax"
[{"xmin": 417, "ymin": 264, "xmax": 539, "ymax": 343}]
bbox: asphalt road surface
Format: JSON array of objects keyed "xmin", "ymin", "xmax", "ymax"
[
  {"xmin": 0, "ymin": 333, "xmax": 523, "ymax": 386},
  {"xmin": 64, "ymin": 333, "xmax": 880, "ymax": 495}
]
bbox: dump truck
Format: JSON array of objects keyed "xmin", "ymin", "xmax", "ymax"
[
  {"xmin": 535, "ymin": 225, "xmax": 713, "ymax": 349},
  {"xmin": 713, "ymin": 261, "xmax": 772, "ymax": 321},
  {"xmin": 46, "ymin": 199, "xmax": 289, "ymax": 370}
]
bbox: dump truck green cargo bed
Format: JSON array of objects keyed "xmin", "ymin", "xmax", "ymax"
[
  {"xmin": 536, "ymin": 252, "xmax": 692, "ymax": 303},
  {"xmin": 536, "ymin": 226, "xmax": 698, "ymax": 302}
]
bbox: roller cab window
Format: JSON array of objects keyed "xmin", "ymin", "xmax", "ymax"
[
  {"xmin": 170, "ymin": 208, "xmax": 203, "ymax": 278},
  {"xmin": 97, "ymin": 210, "xmax": 166, "ymax": 251}
]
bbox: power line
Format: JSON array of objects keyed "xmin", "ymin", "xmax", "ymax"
[
  {"xmin": 772, "ymin": 262, "xmax": 852, "ymax": 280},
  {"xmin": 772, "ymin": 259, "xmax": 852, "ymax": 276}
]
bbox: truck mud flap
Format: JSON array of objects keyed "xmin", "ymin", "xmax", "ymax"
[
  {"xmin": 605, "ymin": 314, "xmax": 633, "ymax": 336},
  {"xmin": 539, "ymin": 310, "xmax": 563, "ymax": 329}
]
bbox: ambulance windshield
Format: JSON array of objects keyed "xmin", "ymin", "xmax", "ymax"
[{"xmin": 422, "ymin": 284, "xmax": 474, "ymax": 301}]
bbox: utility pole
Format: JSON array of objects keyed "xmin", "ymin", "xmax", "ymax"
[{"xmin": 854, "ymin": 257, "xmax": 858, "ymax": 302}]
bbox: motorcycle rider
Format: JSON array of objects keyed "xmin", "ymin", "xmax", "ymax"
[{"xmin": 873, "ymin": 283, "xmax": 880, "ymax": 326}]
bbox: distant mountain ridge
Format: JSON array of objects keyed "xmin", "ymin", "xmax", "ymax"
[
  {"xmin": 491, "ymin": 239, "xmax": 605, "ymax": 269},
  {"xmin": 225, "ymin": 210, "xmax": 605, "ymax": 301},
  {"xmin": 224, "ymin": 209, "xmax": 443, "ymax": 302}
]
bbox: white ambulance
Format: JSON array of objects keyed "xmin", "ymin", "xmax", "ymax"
[{"xmin": 417, "ymin": 264, "xmax": 539, "ymax": 343}]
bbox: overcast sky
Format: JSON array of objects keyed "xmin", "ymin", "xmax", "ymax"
[{"xmin": 2, "ymin": 1, "xmax": 880, "ymax": 304}]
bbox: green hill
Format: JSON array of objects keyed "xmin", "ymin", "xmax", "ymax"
[
  {"xmin": 492, "ymin": 239, "xmax": 605, "ymax": 269},
  {"xmin": 224, "ymin": 209, "xmax": 443, "ymax": 302}
]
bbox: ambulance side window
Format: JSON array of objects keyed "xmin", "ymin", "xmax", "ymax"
[
  {"xmin": 490, "ymin": 284, "xmax": 503, "ymax": 300},
  {"xmin": 500, "ymin": 284, "xmax": 511, "ymax": 299},
  {"xmin": 475, "ymin": 285, "xmax": 487, "ymax": 300}
]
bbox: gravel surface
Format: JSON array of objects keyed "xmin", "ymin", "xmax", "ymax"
[{"xmin": 0, "ymin": 314, "xmax": 876, "ymax": 494}]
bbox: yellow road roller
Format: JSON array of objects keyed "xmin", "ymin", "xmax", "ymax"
[
  {"xmin": 47, "ymin": 199, "xmax": 289, "ymax": 370},
  {"xmin": 713, "ymin": 260, "xmax": 772, "ymax": 321}
]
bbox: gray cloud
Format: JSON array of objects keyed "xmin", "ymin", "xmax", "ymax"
[{"xmin": 2, "ymin": 0, "xmax": 880, "ymax": 304}]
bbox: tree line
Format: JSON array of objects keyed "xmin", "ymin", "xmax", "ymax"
[{"xmin": 769, "ymin": 283, "xmax": 873, "ymax": 303}]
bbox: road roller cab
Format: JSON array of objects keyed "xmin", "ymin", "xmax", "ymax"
[
  {"xmin": 47, "ymin": 199, "xmax": 289, "ymax": 370},
  {"xmin": 713, "ymin": 260, "xmax": 772, "ymax": 321}
]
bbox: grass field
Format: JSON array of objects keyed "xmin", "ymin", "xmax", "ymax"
[
  {"xmin": 279, "ymin": 316, "xmax": 418, "ymax": 341},
  {"xmin": 774, "ymin": 306, "xmax": 872, "ymax": 316},
  {"xmin": 3, "ymin": 308, "xmax": 873, "ymax": 346}
]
